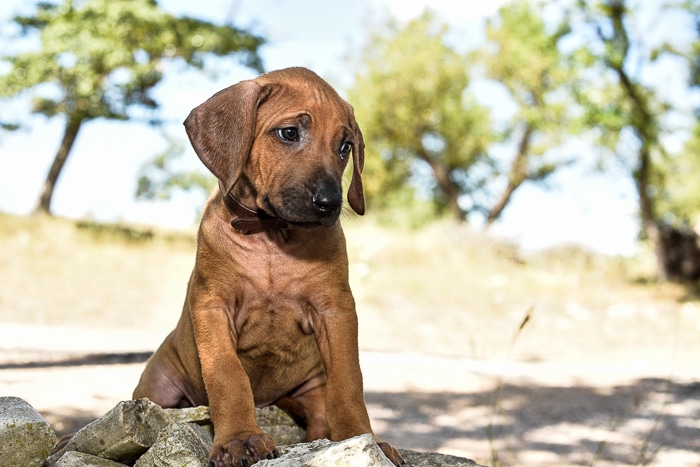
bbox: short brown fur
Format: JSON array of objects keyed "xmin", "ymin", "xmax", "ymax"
[{"xmin": 133, "ymin": 67, "xmax": 405, "ymax": 467}]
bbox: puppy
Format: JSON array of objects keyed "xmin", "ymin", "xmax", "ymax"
[{"xmin": 133, "ymin": 67, "xmax": 406, "ymax": 467}]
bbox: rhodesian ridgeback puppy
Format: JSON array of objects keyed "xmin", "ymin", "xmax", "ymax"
[{"xmin": 133, "ymin": 67, "xmax": 406, "ymax": 467}]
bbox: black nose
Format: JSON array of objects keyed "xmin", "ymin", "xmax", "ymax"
[{"xmin": 312, "ymin": 182, "xmax": 342, "ymax": 217}]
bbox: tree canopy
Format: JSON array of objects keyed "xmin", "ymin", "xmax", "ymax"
[
  {"xmin": 480, "ymin": 2, "xmax": 582, "ymax": 226},
  {"xmin": 348, "ymin": 12, "xmax": 494, "ymax": 224},
  {"xmin": 348, "ymin": 7, "xmax": 583, "ymax": 226},
  {"xmin": 3, "ymin": 0, "xmax": 699, "ymax": 281},
  {"xmin": 570, "ymin": 0, "xmax": 699, "ymax": 279},
  {"xmin": 346, "ymin": 0, "xmax": 699, "ymax": 279},
  {"xmin": 0, "ymin": 0, "xmax": 264, "ymax": 214}
]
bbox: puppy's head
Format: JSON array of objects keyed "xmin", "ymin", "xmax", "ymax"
[{"xmin": 184, "ymin": 67, "xmax": 365, "ymax": 228}]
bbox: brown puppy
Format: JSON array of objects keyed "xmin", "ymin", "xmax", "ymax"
[{"xmin": 133, "ymin": 67, "xmax": 406, "ymax": 467}]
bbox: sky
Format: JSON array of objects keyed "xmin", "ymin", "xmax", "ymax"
[{"xmin": 0, "ymin": 0, "xmax": 650, "ymax": 256}]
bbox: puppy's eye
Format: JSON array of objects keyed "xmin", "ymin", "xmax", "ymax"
[
  {"xmin": 339, "ymin": 141, "xmax": 352, "ymax": 159},
  {"xmin": 276, "ymin": 127, "xmax": 299, "ymax": 142}
]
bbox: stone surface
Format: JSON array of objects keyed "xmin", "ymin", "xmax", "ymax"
[
  {"xmin": 164, "ymin": 405, "xmax": 305, "ymax": 446},
  {"xmin": 252, "ymin": 434, "xmax": 487, "ymax": 467},
  {"xmin": 134, "ymin": 422, "xmax": 212, "ymax": 467},
  {"xmin": 257, "ymin": 434, "xmax": 394, "ymax": 466},
  {"xmin": 50, "ymin": 451, "xmax": 129, "ymax": 467},
  {"xmin": 0, "ymin": 396, "xmax": 57, "ymax": 467},
  {"xmin": 256, "ymin": 406, "xmax": 306, "ymax": 446},
  {"xmin": 46, "ymin": 399, "xmax": 170, "ymax": 465},
  {"xmin": 399, "ymin": 449, "xmax": 486, "ymax": 467},
  {"xmin": 0, "ymin": 396, "xmax": 483, "ymax": 467},
  {"xmin": 163, "ymin": 406, "xmax": 212, "ymax": 425}
]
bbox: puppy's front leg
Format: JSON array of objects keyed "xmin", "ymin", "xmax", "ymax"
[
  {"xmin": 191, "ymin": 306, "xmax": 278, "ymax": 467},
  {"xmin": 314, "ymin": 298, "xmax": 406, "ymax": 466}
]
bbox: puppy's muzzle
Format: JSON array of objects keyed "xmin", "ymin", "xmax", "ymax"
[{"xmin": 270, "ymin": 177, "xmax": 343, "ymax": 228}]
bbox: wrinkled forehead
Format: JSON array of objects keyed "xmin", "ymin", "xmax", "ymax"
[{"xmin": 254, "ymin": 73, "xmax": 353, "ymax": 128}]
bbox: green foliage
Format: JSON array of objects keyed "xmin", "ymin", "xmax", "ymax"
[
  {"xmin": 0, "ymin": 0, "xmax": 264, "ymax": 215},
  {"xmin": 483, "ymin": 2, "xmax": 580, "ymax": 155},
  {"xmin": 0, "ymin": 0, "xmax": 264, "ymax": 123},
  {"xmin": 348, "ymin": 6, "xmax": 585, "ymax": 225},
  {"xmin": 348, "ymin": 12, "xmax": 494, "ymax": 221},
  {"xmin": 572, "ymin": 0, "xmax": 692, "ymax": 201},
  {"xmin": 567, "ymin": 0, "xmax": 700, "ymax": 280},
  {"xmin": 75, "ymin": 219, "xmax": 155, "ymax": 243},
  {"xmin": 656, "ymin": 122, "xmax": 700, "ymax": 226},
  {"xmin": 136, "ymin": 138, "xmax": 215, "ymax": 201},
  {"xmin": 479, "ymin": 1, "xmax": 584, "ymax": 224},
  {"xmin": 0, "ymin": 122, "xmax": 20, "ymax": 132}
]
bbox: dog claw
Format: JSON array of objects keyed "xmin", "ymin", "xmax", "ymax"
[
  {"xmin": 378, "ymin": 440, "xmax": 407, "ymax": 467},
  {"xmin": 209, "ymin": 432, "xmax": 277, "ymax": 467}
]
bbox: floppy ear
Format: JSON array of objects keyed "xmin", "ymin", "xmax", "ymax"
[
  {"xmin": 347, "ymin": 119, "xmax": 366, "ymax": 215},
  {"xmin": 183, "ymin": 80, "xmax": 272, "ymax": 195}
]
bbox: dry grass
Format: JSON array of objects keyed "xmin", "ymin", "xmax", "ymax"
[
  {"xmin": 0, "ymin": 213, "xmax": 195, "ymax": 330},
  {"xmin": 344, "ymin": 217, "xmax": 696, "ymax": 361},
  {"xmin": 2, "ymin": 212, "xmax": 699, "ymax": 466},
  {"xmin": 0, "ymin": 211, "xmax": 696, "ymax": 361}
]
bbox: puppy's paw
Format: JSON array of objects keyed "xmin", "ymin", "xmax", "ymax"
[
  {"xmin": 378, "ymin": 440, "xmax": 409, "ymax": 466},
  {"xmin": 209, "ymin": 432, "xmax": 279, "ymax": 467}
]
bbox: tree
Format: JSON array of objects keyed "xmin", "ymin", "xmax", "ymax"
[
  {"xmin": 347, "ymin": 12, "xmax": 494, "ymax": 222},
  {"xmin": 573, "ymin": 0, "xmax": 698, "ymax": 280},
  {"xmin": 657, "ymin": 122, "xmax": 700, "ymax": 228},
  {"xmin": 348, "ymin": 8, "xmax": 582, "ymax": 226},
  {"xmin": 135, "ymin": 135, "xmax": 215, "ymax": 203},
  {"xmin": 480, "ymin": 2, "xmax": 581, "ymax": 226},
  {"xmin": 0, "ymin": 0, "xmax": 264, "ymax": 215}
]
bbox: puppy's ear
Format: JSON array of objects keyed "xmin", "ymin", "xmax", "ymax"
[
  {"xmin": 184, "ymin": 80, "xmax": 272, "ymax": 194},
  {"xmin": 347, "ymin": 118, "xmax": 366, "ymax": 215}
]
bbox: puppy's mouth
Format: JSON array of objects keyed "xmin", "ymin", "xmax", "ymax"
[{"xmin": 263, "ymin": 194, "xmax": 341, "ymax": 229}]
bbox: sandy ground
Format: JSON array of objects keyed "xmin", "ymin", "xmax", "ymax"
[{"xmin": 1, "ymin": 323, "xmax": 699, "ymax": 466}]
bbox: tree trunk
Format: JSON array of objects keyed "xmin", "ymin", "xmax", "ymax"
[
  {"xmin": 599, "ymin": 6, "xmax": 671, "ymax": 281},
  {"xmin": 485, "ymin": 124, "xmax": 533, "ymax": 227},
  {"xmin": 613, "ymin": 64, "xmax": 669, "ymax": 280},
  {"xmin": 416, "ymin": 149, "xmax": 465, "ymax": 221},
  {"xmin": 33, "ymin": 117, "xmax": 83, "ymax": 216},
  {"xmin": 635, "ymin": 145, "xmax": 670, "ymax": 281}
]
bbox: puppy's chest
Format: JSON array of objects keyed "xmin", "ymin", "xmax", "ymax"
[
  {"xmin": 234, "ymin": 288, "xmax": 315, "ymax": 332},
  {"xmin": 217, "ymin": 235, "xmax": 346, "ymax": 354},
  {"xmin": 232, "ymin": 289, "xmax": 322, "ymax": 386},
  {"xmin": 230, "ymin": 251, "xmax": 335, "ymax": 330}
]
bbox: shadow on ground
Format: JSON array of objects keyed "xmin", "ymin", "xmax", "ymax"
[
  {"xmin": 367, "ymin": 379, "xmax": 700, "ymax": 466},
  {"xmin": 0, "ymin": 352, "xmax": 152, "ymax": 370},
  {"xmin": 15, "ymin": 352, "xmax": 699, "ymax": 466}
]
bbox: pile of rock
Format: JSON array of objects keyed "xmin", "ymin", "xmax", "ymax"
[{"xmin": 0, "ymin": 396, "xmax": 482, "ymax": 467}]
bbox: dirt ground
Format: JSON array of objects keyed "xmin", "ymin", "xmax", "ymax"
[{"xmin": 1, "ymin": 320, "xmax": 699, "ymax": 467}]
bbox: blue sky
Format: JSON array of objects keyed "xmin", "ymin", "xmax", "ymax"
[{"xmin": 0, "ymin": 0, "xmax": 651, "ymax": 255}]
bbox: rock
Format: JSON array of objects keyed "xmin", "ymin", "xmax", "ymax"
[
  {"xmin": 256, "ymin": 406, "xmax": 306, "ymax": 446},
  {"xmin": 660, "ymin": 224, "xmax": 700, "ymax": 281},
  {"xmin": 50, "ymin": 451, "xmax": 128, "ymax": 466},
  {"xmin": 134, "ymin": 422, "xmax": 212, "ymax": 467},
  {"xmin": 0, "ymin": 396, "xmax": 482, "ymax": 467},
  {"xmin": 252, "ymin": 434, "xmax": 486, "ymax": 467},
  {"xmin": 163, "ymin": 406, "xmax": 214, "ymax": 436},
  {"xmin": 257, "ymin": 434, "xmax": 394, "ymax": 466},
  {"xmin": 46, "ymin": 399, "xmax": 170, "ymax": 465},
  {"xmin": 163, "ymin": 406, "xmax": 212, "ymax": 425},
  {"xmin": 164, "ymin": 405, "xmax": 305, "ymax": 445},
  {"xmin": 399, "ymin": 449, "xmax": 486, "ymax": 467},
  {"xmin": 0, "ymin": 396, "xmax": 56, "ymax": 467}
]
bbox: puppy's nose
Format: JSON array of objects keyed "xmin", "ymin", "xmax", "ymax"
[{"xmin": 312, "ymin": 183, "xmax": 342, "ymax": 217}]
